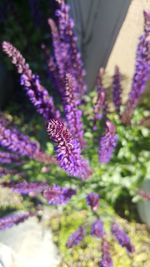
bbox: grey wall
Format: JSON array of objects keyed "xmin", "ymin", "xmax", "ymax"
[{"xmin": 68, "ymin": 0, "xmax": 131, "ymax": 90}]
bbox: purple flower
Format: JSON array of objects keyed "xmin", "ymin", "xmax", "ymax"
[
  {"xmin": 99, "ymin": 121, "xmax": 118, "ymax": 163},
  {"xmin": 47, "ymin": 119, "xmax": 92, "ymax": 180},
  {"xmin": 2, "ymin": 41, "xmax": 60, "ymax": 121},
  {"xmin": 66, "ymin": 226, "xmax": 85, "ymax": 248},
  {"xmin": 0, "ymin": 151, "xmax": 20, "ymax": 164},
  {"xmin": 121, "ymin": 10, "xmax": 150, "ymax": 124},
  {"xmin": 0, "ymin": 212, "xmax": 31, "ymax": 231},
  {"xmin": 43, "ymin": 184, "xmax": 76, "ymax": 205},
  {"xmin": 111, "ymin": 223, "xmax": 135, "ymax": 253},
  {"xmin": 93, "ymin": 68, "xmax": 107, "ymax": 130},
  {"xmin": 0, "ymin": 121, "xmax": 55, "ymax": 164},
  {"xmin": 91, "ymin": 220, "xmax": 104, "ymax": 238},
  {"xmin": 86, "ymin": 192, "xmax": 100, "ymax": 211},
  {"xmin": 63, "ymin": 73, "xmax": 85, "ymax": 149},
  {"xmin": 4, "ymin": 181, "xmax": 49, "ymax": 195},
  {"xmin": 112, "ymin": 66, "xmax": 122, "ymax": 115},
  {"xmin": 99, "ymin": 239, "xmax": 113, "ymax": 267},
  {"xmin": 47, "ymin": 1, "xmax": 86, "ymax": 101}
]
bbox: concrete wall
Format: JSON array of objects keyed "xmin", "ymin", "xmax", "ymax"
[{"xmin": 106, "ymin": 0, "xmax": 150, "ymax": 97}]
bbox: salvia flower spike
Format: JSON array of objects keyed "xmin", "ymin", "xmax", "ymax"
[
  {"xmin": 2, "ymin": 41, "xmax": 60, "ymax": 121},
  {"xmin": 99, "ymin": 120, "xmax": 118, "ymax": 163},
  {"xmin": 99, "ymin": 238, "xmax": 113, "ymax": 267},
  {"xmin": 0, "ymin": 212, "xmax": 31, "ymax": 231},
  {"xmin": 0, "ymin": 122, "xmax": 55, "ymax": 164},
  {"xmin": 64, "ymin": 73, "xmax": 85, "ymax": 149},
  {"xmin": 0, "ymin": 151, "xmax": 20, "ymax": 164},
  {"xmin": 66, "ymin": 226, "xmax": 85, "ymax": 248},
  {"xmin": 112, "ymin": 66, "xmax": 122, "ymax": 115},
  {"xmin": 93, "ymin": 68, "xmax": 107, "ymax": 130},
  {"xmin": 111, "ymin": 222, "xmax": 135, "ymax": 253},
  {"xmin": 43, "ymin": 184, "xmax": 76, "ymax": 205},
  {"xmin": 4, "ymin": 181, "xmax": 49, "ymax": 195},
  {"xmin": 121, "ymin": 10, "xmax": 150, "ymax": 124},
  {"xmin": 91, "ymin": 219, "xmax": 104, "ymax": 239},
  {"xmin": 86, "ymin": 192, "xmax": 100, "ymax": 211},
  {"xmin": 47, "ymin": 119, "xmax": 92, "ymax": 179}
]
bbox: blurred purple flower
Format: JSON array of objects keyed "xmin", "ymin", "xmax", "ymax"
[
  {"xmin": 112, "ymin": 66, "xmax": 122, "ymax": 115},
  {"xmin": 0, "ymin": 121, "xmax": 55, "ymax": 164},
  {"xmin": 91, "ymin": 219, "xmax": 104, "ymax": 238},
  {"xmin": 2, "ymin": 41, "xmax": 60, "ymax": 121},
  {"xmin": 121, "ymin": 10, "xmax": 150, "ymax": 124},
  {"xmin": 99, "ymin": 120, "xmax": 118, "ymax": 163},
  {"xmin": 93, "ymin": 68, "xmax": 107, "ymax": 130},
  {"xmin": 4, "ymin": 181, "xmax": 49, "ymax": 195},
  {"xmin": 86, "ymin": 192, "xmax": 100, "ymax": 211},
  {"xmin": 66, "ymin": 226, "xmax": 85, "ymax": 248},
  {"xmin": 99, "ymin": 239, "xmax": 113, "ymax": 267},
  {"xmin": 0, "ymin": 212, "xmax": 31, "ymax": 231},
  {"xmin": 111, "ymin": 222, "xmax": 135, "ymax": 253},
  {"xmin": 63, "ymin": 73, "xmax": 85, "ymax": 149},
  {"xmin": 0, "ymin": 151, "xmax": 20, "ymax": 164},
  {"xmin": 43, "ymin": 184, "xmax": 76, "ymax": 205}
]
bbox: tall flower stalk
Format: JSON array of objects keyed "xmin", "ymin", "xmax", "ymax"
[
  {"xmin": 47, "ymin": 119, "xmax": 92, "ymax": 179},
  {"xmin": 112, "ymin": 66, "xmax": 122, "ymax": 115},
  {"xmin": 2, "ymin": 41, "xmax": 60, "ymax": 121},
  {"xmin": 121, "ymin": 10, "xmax": 150, "ymax": 124},
  {"xmin": 99, "ymin": 121, "xmax": 118, "ymax": 163}
]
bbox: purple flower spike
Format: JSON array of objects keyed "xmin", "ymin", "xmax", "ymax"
[
  {"xmin": 91, "ymin": 220, "xmax": 104, "ymax": 238},
  {"xmin": 47, "ymin": 119, "xmax": 92, "ymax": 179},
  {"xmin": 121, "ymin": 10, "xmax": 150, "ymax": 124},
  {"xmin": 93, "ymin": 68, "xmax": 107, "ymax": 129},
  {"xmin": 64, "ymin": 73, "xmax": 85, "ymax": 149},
  {"xmin": 0, "ymin": 151, "xmax": 20, "ymax": 164},
  {"xmin": 86, "ymin": 192, "xmax": 100, "ymax": 211},
  {"xmin": 100, "ymin": 239, "xmax": 113, "ymax": 267},
  {"xmin": 0, "ymin": 212, "xmax": 31, "ymax": 231},
  {"xmin": 111, "ymin": 223, "xmax": 135, "ymax": 253},
  {"xmin": 99, "ymin": 120, "xmax": 118, "ymax": 163},
  {"xmin": 43, "ymin": 184, "xmax": 76, "ymax": 205},
  {"xmin": 5, "ymin": 181, "xmax": 49, "ymax": 195},
  {"xmin": 0, "ymin": 121, "xmax": 55, "ymax": 164},
  {"xmin": 66, "ymin": 226, "xmax": 85, "ymax": 248},
  {"xmin": 112, "ymin": 66, "xmax": 122, "ymax": 115},
  {"xmin": 2, "ymin": 41, "xmax": 60, "ymax": 121}
]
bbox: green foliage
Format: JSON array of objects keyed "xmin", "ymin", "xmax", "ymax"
[{"xmin": 49, "ymin": 200, "xmax": 150, "ymax": 267}]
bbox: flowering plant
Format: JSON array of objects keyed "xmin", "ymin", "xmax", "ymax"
[{"xmin": 0, "ymin": 1, "xmax": 150, "ymax": 266}]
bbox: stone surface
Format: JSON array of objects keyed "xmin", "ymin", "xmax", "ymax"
[{"xmin": 0, "ymin": 216, "xmax": 60, "ymax": 267}]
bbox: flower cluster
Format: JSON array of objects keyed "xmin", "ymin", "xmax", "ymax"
[
  {"xmin": 86, "ymin": 192, "xmax": 100, "ymax": 211},
  {"xmin": 0, "ymin": 151, "xmax": 20, "ymax": 164},
  {"xmin": 0, "ymin": 118, "xmax": 55, "ymax": 164},
  {"xmin": 91, "ymin": 220, "xmax": 104, "ymax": 239},
  {"xmin": 112, "ymin": 66, "xmax": 122, "ymax": 115},
  {"xmin": 100, "ymin": 239, "xmax": 113, "ymax": 267},
  {"xmin": 99, "ymin": 121, "xmax": 118, "ymax": 163},
  {"xmin": 47, "ymin": 119, "xmax": 92, "ymax": 179},
  {"xmin": 43, "ymin": 184, "xmax": 76, "ymax": 205},
  {"xmin": 111, "ymin": 222, "xmax": 134, "ymax": 253},
  {"xmin": 121, "ymin": 10, "xmax": 150, "ymax": 124},
  {"xmin": 93, "ymin": 68, "xmax": 107, "ymax": 130},
  {"xmin": 0, "ymin": 212, "xmax": 31, "ymax": 231},
  {"xmin": 2, "ymin": 41, "xmax": 60, "ymax": 121},
  {"xmin": 66, "ymin": 226, "xmax": 85, "ymax": 248}
]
